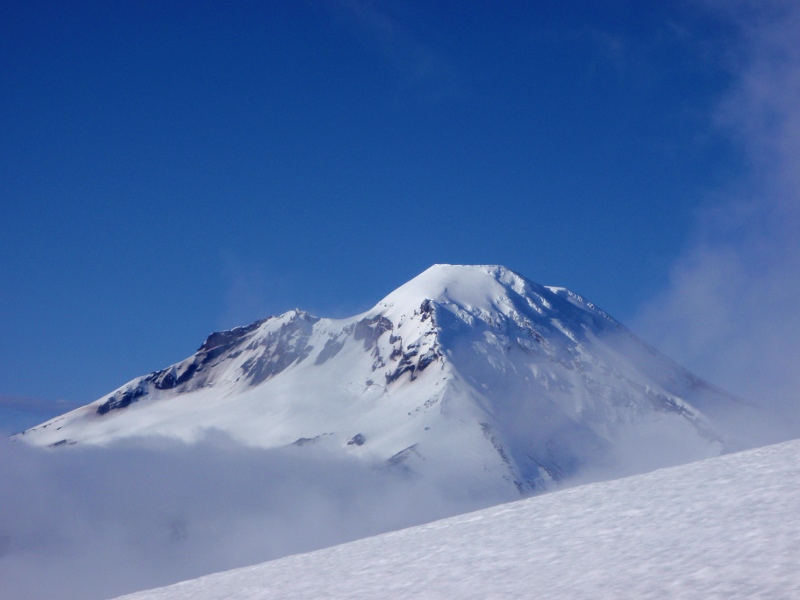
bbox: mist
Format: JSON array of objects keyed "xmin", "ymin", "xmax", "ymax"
[
  {"xmin": 0, "ymin": 433, "xmax": 509, "ymax": 600},
  {"xmin": 634, "ymin": 0, "xmax": 800, "ymax": 443},
  {"xmin": 0, "ymin": 396, "xmax": 84, "ymax": 435}
]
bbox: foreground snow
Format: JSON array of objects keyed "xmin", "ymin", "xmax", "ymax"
[{"xmin": 115, "ymin": 438, "xmax": 800, "ymax": 600}]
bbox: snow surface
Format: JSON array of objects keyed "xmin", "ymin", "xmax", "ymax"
[{"xmin": 114, "ymin": 437, "xmax": 800, "ymax": 600}]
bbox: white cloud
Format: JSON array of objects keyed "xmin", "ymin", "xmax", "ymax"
[
  {"xmin": 635, "ymin": 0, "xmax": 800, "ymax": 441},
  {"xmin": 0, "ymin": 433, "xmax": 506, "ymax": 600}
]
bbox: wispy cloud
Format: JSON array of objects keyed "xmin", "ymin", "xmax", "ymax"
[
  {"xmin": 218, "ymin": 255, "xmax": 291, "ymax": 331},
  {"xmin": 0, "ymin": 395, "xmax": 82, "ymax": 434},
  {"xmin": 325, "ymin": 0, "xmax": 463, "ymax": 102},
  {"xmin": 635, "ymin": 0, "xmax": 800, "ymax": 442}
]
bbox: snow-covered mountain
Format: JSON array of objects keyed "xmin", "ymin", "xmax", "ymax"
[
  {"xmin": 18, "ymin": 264, "xmax": 738, "ymax": 493},
  {"xmin": 111, "ymin": 437, "xmax": 800, "ymax": 600}
]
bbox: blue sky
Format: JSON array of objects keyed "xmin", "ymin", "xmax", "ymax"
[{"xmin": 2, "ymin": 1, "xmax": 798, "ymax": 432}]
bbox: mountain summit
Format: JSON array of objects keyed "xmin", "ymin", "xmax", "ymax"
[{"xmin": 19, "ymin": 265, "xmax": 736, "ymax": 493}]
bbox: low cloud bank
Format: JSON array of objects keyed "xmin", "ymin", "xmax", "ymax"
[{"xmin": 0, "ymin": 433, "xmax": 508, "ymax": 600}]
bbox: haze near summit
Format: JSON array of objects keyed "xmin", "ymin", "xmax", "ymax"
[{"xmin": 1, "ymin": 1, "xmax": 797, "ymax": 439}]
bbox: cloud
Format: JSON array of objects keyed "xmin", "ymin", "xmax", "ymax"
[
  {"xmin": 0, "ymin": 432, "xmax": 508, "ymax": 600},
  {"xmin": 325, "ymin": 0, "xmax": 463, "ymax": 102},
  {"xmin": 218, "ymin": 255, "xmax": 289, "ymax": 331},
  {"xmin": 634, "ymin": 0, "xmax": 800, "ymax": 443},
  {"xmin": 0, "ymin": 395, "xmax": 83, "ymax": 435}
]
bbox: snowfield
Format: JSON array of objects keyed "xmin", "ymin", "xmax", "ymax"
[{"xmin": 115, "ymin": 437, "xmax": 800, "ymax": 600}]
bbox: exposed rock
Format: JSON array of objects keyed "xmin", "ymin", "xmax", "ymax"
[
  {"xmin": 242, "ymin": 313, "xmax": 318, "ymax": 386},
  {"xmin": 197, "ymin": 319, "xmax": 268, "ymax": 354},
  {"xmin": 353, "ymin": 315, "xmax": 393, "ymax": 349},
  {"xmin": 347, "ymin": 433, "xmax": 366, "ymax": 446},
  {"xmin": 315, "ymin": 337, "xmax": 344, "ymax": 365}
]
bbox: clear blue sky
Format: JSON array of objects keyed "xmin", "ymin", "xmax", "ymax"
[{"xmin": 5, "ymin": 1, "xmax": 796, "ymax": 431}]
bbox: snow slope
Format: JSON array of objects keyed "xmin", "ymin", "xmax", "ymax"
[
  {"xmin": 113, "ymin": 437, "xmax": 800, "ymax": 600},
  {"xmin": 18, "ymin": 265, "xmax": 739, "ymax": 492}
]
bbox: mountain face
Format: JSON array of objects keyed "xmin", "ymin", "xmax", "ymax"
[{"xmin": 18, "ymin": 265, "xmax": 737, "ymax": 494}]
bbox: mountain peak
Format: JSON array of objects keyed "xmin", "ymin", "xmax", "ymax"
[
  {"xmin": 18, "ymin": 264, "xmax": 737, "ymax": 497},
  {"xmin": 377, "ymin": 264, "xmax": 537, "ymax": 313}
]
